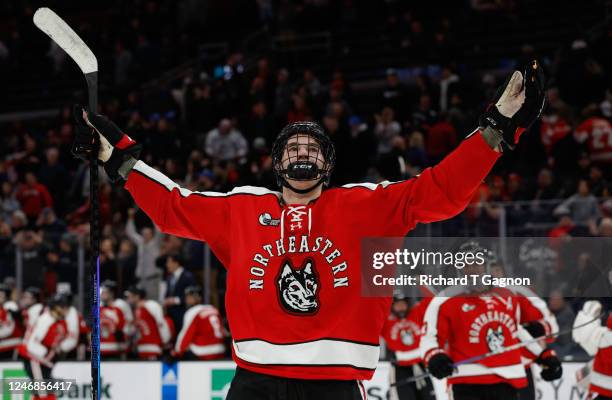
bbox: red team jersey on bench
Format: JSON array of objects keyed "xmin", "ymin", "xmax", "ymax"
[{"xmin": 124, "ymin": 133, "xmax": 499, "ymax": 380}]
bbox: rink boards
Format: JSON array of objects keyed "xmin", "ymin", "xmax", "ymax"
[{"xmin": 0, "ymin": 361, "xmax": 589, "ymax": 399}]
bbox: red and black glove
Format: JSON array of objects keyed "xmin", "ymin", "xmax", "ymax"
[
  {"xmin": 426, "ymin": 352, "xmax": 455, "ymax": 379},
  {"xmin": 72, "ymin": 105, "xmax": 142, "ymax": 182},
  {"xmin": 536, "ymin": 348, "xmax": 563, "ymax": 381},
  {"xmin": 479, "ymin": 60, "xmax": 546, "ymax": 150}
]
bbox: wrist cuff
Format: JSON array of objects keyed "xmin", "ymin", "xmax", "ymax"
[
  {"xmin": 119, "ymin": 157, "xmax": 138, "ymax": 180},
  {"xmin": 479, "ymin": 126, "xmax": 504, "ymax": 149}
]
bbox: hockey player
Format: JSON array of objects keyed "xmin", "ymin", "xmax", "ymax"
[
  {"xmin": 573, "ymin": 301, "xmax": 612, "ymax": 399},
  {"xmin": 125, "ymin": 286, "xmax": 171, "ymax": 360},
  {"xmin": 73, "ymin": 61, "xmax": 546, "ymax": 399},
  {"xmin": 172, "ymin": 285, "xmax": 226, "ymax": 360},
  {"xmin": 100, "ymin": 280, "xmax": 126, "ymax": 358},
  {"xmin": 56, "ymin": 292, "xmax": 88, "ymax": 359},
  {"xmin": 18, "ymin": 293, "xmax": 70, "ymax": 400},
  {"xmin": 382, "ymin": 296, "xmax": 434, "ymax": 400},
  {"xmin": 0, "ymin": 283, "xmax": 23, "ymax": 359},
  {"xmin": 110, "ymin": 283, "xmax": 135, "ymax": 353},
  {"xmin": 489, "ymin": 259, "xmax": 559, "ymax": 400},
  {"xmin": 20, "ymin": 287, "xmax": 44, "ymax": 328},
  {"xmin": 420, "ymin": 243, "xmax": 562, "ymax": 400}
]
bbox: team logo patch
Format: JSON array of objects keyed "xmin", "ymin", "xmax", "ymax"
[
  {"xmin": 259, "ymin": 212, "xmax": 280, "ymax": 226},
  {"xmin": 485, "ymin": 326, "xmax": 505, "ymax": 352},
  {"xmin": 276, "ymin": 258, "xmax": 319, "ymax": 315},
  {"xmin": 400, "ymin": 330, "xmax": 414, "ymax": 346}
]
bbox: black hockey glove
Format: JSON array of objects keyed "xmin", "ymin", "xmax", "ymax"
[
  {"xmin": 426, "ymin": 352, "xmax": 455, "ymax": 379},
  {"xmin": 479, "ymin": 60, "xmax": 546, "ymax": 150},
  {"xmin": 536, "ymin": 348, "xmax": 562, "ymax": 381},
  {"xmin": 73, "ymin": 105, "xmax": 142, "ymax": 182},
  {"xmin": 523, "ymin": 320, "xmax": 546, "ymax": 338}
]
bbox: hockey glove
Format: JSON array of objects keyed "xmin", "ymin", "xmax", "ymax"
[
  {"xmin": 523, "ymin": 320, "xmax": 546, "ymax": 338},
  {"xmin": 536, "ymin": 348, "xmax": 562, "ymax": 381},
  {"xmin": 427, "ymin": 352, "xmax": 455, "ymax": 379},
  {"xmin": 73, "ymin": 105, "xmax": 142, "ymax": 182},
  {"xmin": 479, "ymin": 60, "xmax": 546, "ymax": 150}
]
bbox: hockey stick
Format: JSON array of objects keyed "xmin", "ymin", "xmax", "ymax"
[
  {"xmin": 391, "ymin": 312, "xmax": 604, "ymax": 388},
  {"xmin": 33, "ymin": 8, "xmax": 100, "ymax": 400}
]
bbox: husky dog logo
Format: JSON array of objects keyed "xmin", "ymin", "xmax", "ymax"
[
  {"xmin": 486, "ymin": 326, "xmax": 505, "ymax": 352},
  {"xmin": 400, "ymin": 330, "xmax": 415, "ymax": 346},
  {"xmin": 277, "ymin": 258, "xmax": 319, "ymax": 315}
]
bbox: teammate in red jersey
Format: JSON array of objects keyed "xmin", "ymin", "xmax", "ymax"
[
  {"xmin": 100, "ymin": 280, "xmax": 127, "ymax": 359},
  {"xmin": 573, "ymin": 301, "xmax": 612, "ymax": 399},
  {"xmin": 489, "ymin": 259, "xmax": 559, "ymax": 400},
  {"xmin": 420, "ymin": 242, "xmax": 562, "ymax": 400},
  {"xmin": 125, "ymin": 286, "xmax": 171, "ymax": 360},
  {"xmin": 73, "ymin": 62, "xmax": 546, "ymax": 399},
  {"xmin": 172, "ymin": 285, "xmax": 226, "ymax": 360},
  {"xmin": 0, "ymin": 284, "xmax": 23, "ymax": 359},
  {"xmin": 382, "ymin": 296, "xmax": 434, "ymax": 400},
  {"xmin": 18, "ymin": 293, "xmax": 70, "ymax": 400}
]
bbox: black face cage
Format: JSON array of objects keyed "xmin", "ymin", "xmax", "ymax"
[{"xmin": 271, "ymin": 122, "xmax": 336, "ymax": 192}]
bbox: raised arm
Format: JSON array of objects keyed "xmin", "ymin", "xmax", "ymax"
[
  {"xmin": 345, "ymin": 61, "xmax": 546, "ymax": 234},
  {"xmin": 72, "ymin": 108, "xmax": 231, "ymax": 261}
]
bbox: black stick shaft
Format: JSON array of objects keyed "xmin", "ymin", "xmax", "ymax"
[{"xmin": 85, "ymin": 71, "xmax": 100, "ymax": 400}]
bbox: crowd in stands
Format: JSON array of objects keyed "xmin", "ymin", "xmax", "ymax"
[{"xmin": 0, "ymin": 1, "xmax": 610, "ymax": 360}]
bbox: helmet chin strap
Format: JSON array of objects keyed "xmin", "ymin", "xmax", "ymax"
[{"xmin": 280, "ymin": 176, "xmax": 326, "ymax": 195}]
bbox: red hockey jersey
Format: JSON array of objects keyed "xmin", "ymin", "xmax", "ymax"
[
  {"xmin": 18, "ymin": 309, "xmax": 67, "ymax": 365},
  {"xmin": 174, "ymin": 304, "xmax": 226, "ymax": 360},
  {"xmin": 125, "ymin": 132, "xmax": 499, "ymax": 380},
  {"xmin": 421, "ymin": 286, "xmax": 546, "ymax": 388},
  {"xmin": 507, "ymin": 285, "xmax": 558, "ymax": 366},
  {"xmin": 381, "ymin": 299, "xmax": 430, "ymax": 366},
  {"xmin": 134, "ymin": 300, "xmax": 171, "ymax": 358},
  {"xmin": 23, "ymin": 303, "xmax": 44, "ymax": 329},
  {"xmin": 574, "ymin": 117, "xmax": 612, "ymax": 163},
  {"xmin": 0, "ymin": 301, "xmax": 24, "ymax": 352},
  {"xmin": 574, "ymin": 307, "xmax": 612, "ymax": 397},
  {"xmin": 100, "ymin": 304, "xmax": 126, "ymax": 356}
]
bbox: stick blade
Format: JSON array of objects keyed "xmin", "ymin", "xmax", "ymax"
[{"xmin": 33, "ymin": 7, "xmax": 98, "ymax": 74}]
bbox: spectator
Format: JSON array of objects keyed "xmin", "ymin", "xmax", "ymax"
[
  {"xmin": 126, "ymin": 209, "xmax": 163, "ymax": 301},
  {"xmin": 13, "ymin": 230, "xmax": 46, "ymax": 290},
  {"xmin": 426, "ymin": 114, "xmax": 458, "ymax": 164},
  {"xmin": 205, "ymin": 119, "xmax": 248, "ymax": 162},
  {"xmin": 301, "ymin": 69, "xmax": 321, "ymax": 98},
  {"xmin": 244, "ymin": 101, "xmax": 275, "ymax": 147},
  {"xmin": 15, "ymin": 172, "xmax": 53, "ymax": 223},
  {"xmin": 374, "ymin": 106, "xmax": 401, "ymax": 155},
  {"xmin": 439, "ymin": 66, "xmax": 460, "ymax": 112},
  {"xmin": 47, "ymin": 235, "xmax": 77, "ymax": 293},
  {"xmin": 37, "ymin": 147, "xmax": 68, "ymax": 214},
  {"xmin": 554, "ymin": 179, "xmax": 600, "ymax": 228},
  {"xmin": 381, "ymin": 69, "xmax": 409, "ymax": 119},
  {"xmin": 116, "ymin": 239, "xmax": 138, "ymax": 291},
  {"xmin": 405, "ymin": 131, "xmax": 428, "ymax": 172},
  {"xmin": 547, "ymin": 290, "xmax": 578, "ymax": 357},
  {"xmin": 574, "ymin": 107, "xmax": 612, "ymax": 166},
  {"xmin": 35, "ymin": 208, "xmax": 66, "ymax": 245},
  {"xmin": 274, "ymin": 68, "xmax": 292, "ymax": 120},
  {"xmin": 287, "ymin": 94, "xmax": 311, "ymax": 123},
  {"xmin": 162, "ymin": 253, "xmax": 196, "ymax": 332},
  {"xmin": 411, "ymin": 94, "xmax": 437, "ymax": 132},
  {"xmin": 1, "ymin": 182, "xmax": 19, "ymax": 223},
  {"xmin": 598, "ymin": 217, "xmax": 612, "ymax": 237},
  {"xmin": 540, "ymin": 107, "xmax": 572, "ymax": 156}
]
